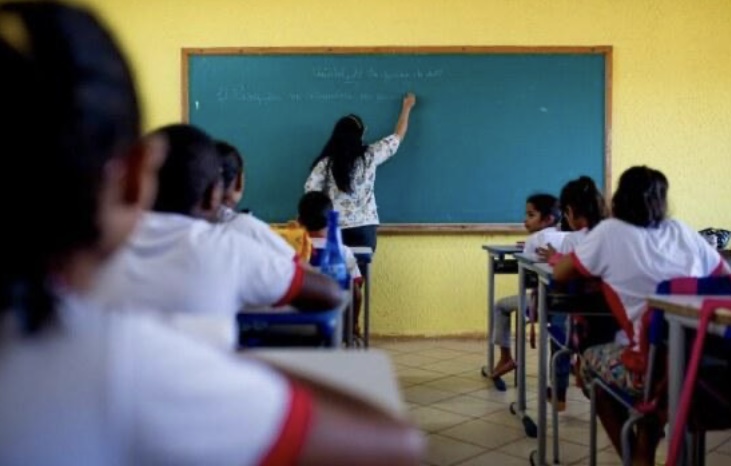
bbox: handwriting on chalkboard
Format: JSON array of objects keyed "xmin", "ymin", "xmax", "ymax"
[
  {"xmin": 216, "ymin": 87, "xmax": 406, "ymax": 104},
  {"xmin": 312, "ymin": 67, "xmax": 444, "ymax": 82}
]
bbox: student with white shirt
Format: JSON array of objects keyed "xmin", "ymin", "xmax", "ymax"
[
  {"xmin": 215, "ymin": 140, "xmax": 296, "ymax": 258},
  {"xmin": 0, "ymin": 5, "xmax": 425, "ymax": 464},
  {"xmin": 553, "ymin": 166, "xmax": 729, "ymax": 465},
  {"xmin": 536, "ymin": 176, "xmax": 609, "ymax": 411},
  {"xmin": 489, "ymin": 193, "xmax": 566, "ymax": 379},
  {"xmin": 92, "ymin": 123, "xmax": 342, "ymax": 315},
  {"xmin": 304, "ymin": 93, "xmax": 416, "ymax": 255},
  {"xmin": 298, "ymin": 191, "xmax": 364, "ymax": 337}
]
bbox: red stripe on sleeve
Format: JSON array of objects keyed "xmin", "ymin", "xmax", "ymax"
[
  {"xmin": 570, "ymin": 251, "xmax": 593, "ymax": 277},
  {"xmin": 259, "ymin": 384, "xmax": 314, "ymax": 466},
  {"xmin": 275, "ymin": 260, "xmax": 305, "ymax": 306}
]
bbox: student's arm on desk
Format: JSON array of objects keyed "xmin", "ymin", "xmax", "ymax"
[
  {"xmin": 252, "ymin": 351, "xmax": 425, "ymax": 466},
  {"xmin": 299, "ymin": 385, "xmax": 424, "ymax": 466},
  {"xmin": 553, "ymin": 254, "xmax": 581, "ymax": 282},
  {"xmin": 289, "ymin": 269, "xmax": 344, "ymax": 312}
]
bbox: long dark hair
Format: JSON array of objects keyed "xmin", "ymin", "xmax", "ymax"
[
  {"xmin": 559, "ymin": 176, "xmax": 607, "ymax": 230},
  {"xmin": 612, "ymin": 166, "xmax": 668, "ymax": 228},
  {"xmin": 0, "ymin": 2, "xmax": 140, "ymax": 334},
  {"xmin": 311, "ymin": 114, "xmax": 367, "ymax": 193}
]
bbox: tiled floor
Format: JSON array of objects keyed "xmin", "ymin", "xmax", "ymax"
[{"xmin": 372, "ymin": 338, "xmax": 731, "ymax": 466}]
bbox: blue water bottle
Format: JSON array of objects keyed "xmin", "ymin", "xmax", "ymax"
[{"xmin": 319, "ymin": 210, "xmax": 350, "ymax": 289}]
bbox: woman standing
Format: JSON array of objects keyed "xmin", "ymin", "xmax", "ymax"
[{"xmin": 305, "ymin": 93, "xmax": 416, "ymax": 252}]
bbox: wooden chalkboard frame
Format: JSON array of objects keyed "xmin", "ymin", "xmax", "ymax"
[{"xmin": 181, "ymin": 46, "xmax": 612, "ymax": 234}]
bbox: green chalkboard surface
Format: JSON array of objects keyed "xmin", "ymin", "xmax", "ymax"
[{"xmin": 183, "ymin": 47, "xmax": 611, "ymax": 231}]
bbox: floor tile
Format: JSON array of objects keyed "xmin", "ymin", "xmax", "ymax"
[
  {"xmin": 409, "ymin": 405, "xmax": 473, "ymax": 433},
  {"xmin": 416, "ymin": 348, "xmax": 469, "ymax": 361},
  {"xmin": 440, "ymin": 418, "xmax": 525, "ymax": 449},
  {"xmin": 403, "ymin": 385, "xmax": 456, "ymax": 405},
  {"xmin": 425, "ymin": 434, "xmax": 486, "ymax": 466},
  {"xmin": 393, "ymin": 352, "xmax": 443, "ymax": 368},
  {"xmin": 497, "ymin": 437, "xmax": 590, "ymax": 465},
  {"xmin": 716, "ymin": 438, "xmax": 731, "ymax": 455},
  {"xmin": 430, "ymin": 394, "xmax": 506, "ymax": 418},
  {"xmin": 422, "ymin": 376, "xmax": 491, "ymax": 395},
  {"xmin": 434, "ymin": 340, "xmax": 487, "ymax": 354},
  {"xmin": 421, "ymin": 359, "xmax": 482, "ymax": 375},
  {"xmin": 453, "ymin": 449, "xmax": 527, "ymax": 466}
]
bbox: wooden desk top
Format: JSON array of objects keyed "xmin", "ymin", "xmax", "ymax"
[{"xmin": 647, "ymin": 294, "xmax": 731, "ymax": 326}]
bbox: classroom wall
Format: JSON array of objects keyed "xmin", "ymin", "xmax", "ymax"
[{"xmin": 84, "ymin": 0, "xmax": 731, "ymax": 336}]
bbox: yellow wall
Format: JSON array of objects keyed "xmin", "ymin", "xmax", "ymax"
[{"xmin": 84, "ymin": 0, "xmax": 731, "ymax": 336}]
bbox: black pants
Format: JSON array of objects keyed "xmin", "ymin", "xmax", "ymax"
[
  {"xmin": 341, "ymin": 225, "xmax": 378, "ymax": 251},
  {"xmin": 341, "ymin": 225, "xmax": 377, "ymax": 277}
]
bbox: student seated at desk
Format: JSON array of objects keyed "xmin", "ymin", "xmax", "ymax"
[
  {"xmin": 553, "ymin": 166, "xmax": 730, "ymax": 466},
  {"xmin": 490, "ymin": 193, "xmax": 566, "ymax": 379},
  {"xmin": 215, "ymin": 139, "xmax": 296, "ymax": 258},
  {"xmin": 298, "ymin": 191, "xmax": 363, "ymax": 337},
  {"xmin": 0, "ymin": 4, "xmax": 424, "ymax": 464},
  {"xmin": 90, "ymin": 123, "xmax": 342, "ymax": 315},
  {"xmin": 536, "ymin": 176, "xmax": 608, "ymax": 411}
]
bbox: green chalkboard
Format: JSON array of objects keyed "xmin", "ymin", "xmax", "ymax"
[{"xmin": 183, "ymin": 47, "xmax": 610, "ymax": 231}]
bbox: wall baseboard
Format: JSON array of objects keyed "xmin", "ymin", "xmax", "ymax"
[{"xmin": 370, "ymin": 332, "xmax": 485, "ymax": 341}]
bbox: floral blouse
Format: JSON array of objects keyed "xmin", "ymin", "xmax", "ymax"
[{"xmin": 304, "ymin": 134, "xmax": 401, "ymax": 228}]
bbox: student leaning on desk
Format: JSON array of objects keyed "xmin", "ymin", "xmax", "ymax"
[
  {"xmin": 0, "ymin": 3, "xmax": 425, "ymax": 464},
  {"xmin": 552, "ymin": 165, "xmax": 729, "ymax": 466}
]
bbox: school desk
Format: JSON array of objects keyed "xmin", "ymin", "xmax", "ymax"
[
  {"xmin": 351, "ymin": 246, "xmax": 373, "ymax": 348},
  {"xmin": 647, "ymin": 294, "xmax": 731, "ymax": 466},
  {"xmin": 480, "ymin": 245, "xmax": 522, "ymax": 383},
  {"xmin": 511, "ymin": 252, "xmax": 542, "ymax": 443},
  {"xmin": 247, "ymin": 348, "xmax": 405, "ymax": 418},
  {"xmin": 512, "ymin": 258, "xmax": 604, "ymax": 466}
]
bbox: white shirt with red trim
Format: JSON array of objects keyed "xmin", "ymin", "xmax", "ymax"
[
  {"xmin": 89, "ymin": 212, "xmax": 303, "ymax": 315},
  {"xmin": 220, "ymin": 209, "xmax": 296, "ymax": 259},
  {"xmin": 523, "ymin": 226, "xmax": 568, "ymax": 258},
  {"xmin": 310, "ymin": 237, "xmax": 362, "ymax": 282},
  {"xmin": 572, "ymin": 218, "xmax": 724, "ymax": 346},
  {"xmin": 0, "ymin": 295, "xmax": 312, "ymax": 465}
]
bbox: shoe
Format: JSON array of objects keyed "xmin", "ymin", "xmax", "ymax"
[{"xmin": 547, "ymin": 387, "xmax": 567, "ymax": 412}]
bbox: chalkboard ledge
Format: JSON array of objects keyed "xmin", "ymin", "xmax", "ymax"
[
  {"xmin": 268, "ymin": 223, "xmax": 525, "ymax": 234},
  {"xmin": 376, "ymin": 224, "xmax": 526, "ymax": 235}
]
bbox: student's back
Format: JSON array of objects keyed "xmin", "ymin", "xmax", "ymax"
[
  {"xmin": 1, "ymin": 296, "xmax": 297, "ymax": 465},
  {"xmin": 573, "ymin": 216, "xmax": 723, "ymax": 343},
  {"xmin": 93, "ymin": 211, "xmax": 300, "ymax": 314}
]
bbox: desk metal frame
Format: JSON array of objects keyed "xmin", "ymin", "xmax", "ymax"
[{"xmin": 481, "ymin": 245, "xmax": 522, "ymax": 380}]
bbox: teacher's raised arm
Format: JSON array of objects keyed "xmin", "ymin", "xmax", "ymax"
[{"xmin": 304, "ymin": 93, "xmax": 417, "ymax": 253}]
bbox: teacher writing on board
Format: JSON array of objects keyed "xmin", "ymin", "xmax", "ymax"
[{"xmin": 304, "ymin": 92, "xmax": 416, "ymax": 253}]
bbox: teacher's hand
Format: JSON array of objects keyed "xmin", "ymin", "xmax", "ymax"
[{"xmin": 403, "ymin": 92, "xmax": 416, "ymax": 110}]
